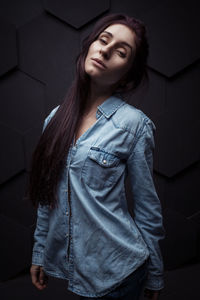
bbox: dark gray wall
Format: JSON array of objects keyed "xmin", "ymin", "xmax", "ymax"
[{"xmin": 0, "ymin": 0, "xmax": 200, "ymax": 282}]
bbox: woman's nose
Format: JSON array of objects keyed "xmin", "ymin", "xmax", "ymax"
[{"xmin": 100, "ymin": 46, "xmax": 111, "ymax": 58}]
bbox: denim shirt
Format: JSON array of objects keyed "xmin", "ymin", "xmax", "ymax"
[{"xmin": 32, "ymin": 95, "xmax": 165, "ymax": 298}]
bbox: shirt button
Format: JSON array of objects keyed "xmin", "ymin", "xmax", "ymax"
[
  {"xmin": 65, "ymin": 233, "xmax": 69, "ymax": 237},
  {"xmin": 103, "ymin": 159, "xmax": 107, "ymax": 164},
  {"xmin": 66, "ymin": 211, "xmax": 69, "ymax": 216}
]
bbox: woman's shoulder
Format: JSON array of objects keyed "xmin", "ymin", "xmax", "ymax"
[
  {"xmin": 114, "ymin": 100, "xmax": 156, "ymax": 135},
  {"xmin": 42, "ymin": 105, "xmax": 60, "ymax": 131},
  {"xmin": 45, "ymin": 105, "xmax": 60, "ymax": 121},
  {"xmin": 44, "ymin": 105, "xmax": 60, "ymax": 123}
]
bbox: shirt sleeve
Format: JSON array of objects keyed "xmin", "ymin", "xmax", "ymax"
[
  {"xmin": 126, "ymin": 117, "xmax": 165, "ymax": 290},
  {"xmin": 31, "ymin": 105, "xmax": 60, "ymax": 266},
  {"xmin": 31, "ymin": 204, "xmax": 50, "ymax": 266}
]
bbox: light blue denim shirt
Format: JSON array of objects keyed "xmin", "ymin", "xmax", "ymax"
[{"xmin": 32, "ymin": 94, "xmax": 165, "ymax": 298}]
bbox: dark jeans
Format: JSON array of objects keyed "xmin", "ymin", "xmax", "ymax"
[{"xmin": 79, "ymin": 258, "xmax": 149, "ymax": 300}]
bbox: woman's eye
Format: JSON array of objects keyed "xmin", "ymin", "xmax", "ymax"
[
  {"xmin": 99, "ymin": 38, "xmax": 107, "ymax": 44},
  {"xmin": 118, "ymin": 51, "xmax": 126, "ymax": 58}
]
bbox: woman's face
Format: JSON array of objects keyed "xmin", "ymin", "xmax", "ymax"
[{"xmin": 84, "ymin": 23, "xmax": 136, "ymax": 89}]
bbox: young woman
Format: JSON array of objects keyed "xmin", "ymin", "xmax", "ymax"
[{"xmin": 29, "ymin": 13, "xmax": 165, "ymax": 300}]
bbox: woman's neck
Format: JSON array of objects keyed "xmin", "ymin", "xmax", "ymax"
[{"xmin": 85, "ymin": 81, "xmax": 115, "ymax": 113}]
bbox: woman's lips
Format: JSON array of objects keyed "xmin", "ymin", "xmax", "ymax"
[{"xmin": 91, "ymin": 58, "xmax": 107, "ymax": 69}]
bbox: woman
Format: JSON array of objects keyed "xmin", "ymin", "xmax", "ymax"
[{"xmin": 29, "ymin": 13, "xmax": 165, "ymax": 300}]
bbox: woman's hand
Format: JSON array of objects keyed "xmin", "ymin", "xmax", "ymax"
[
  {"xmin": 144, "ymin": 288, "xmax": 162, "ymax": 299},
  {"xmin": 30, "ymin": 264, "xmax": 48, "ymax": 290}
]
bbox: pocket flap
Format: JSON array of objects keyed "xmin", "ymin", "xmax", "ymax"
[{"xmin": 88, "ymin": 147, "xmax": 120, "ymax": 167}]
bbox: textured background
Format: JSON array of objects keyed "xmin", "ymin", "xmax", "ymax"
[{"xmin": 0, "ymin": 0, "xmax": 200, "ymax": 299}]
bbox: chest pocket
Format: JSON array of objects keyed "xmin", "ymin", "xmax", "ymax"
[{"xmin": 81, "ymin": 147, "xmax": 122, "ymax": 190}]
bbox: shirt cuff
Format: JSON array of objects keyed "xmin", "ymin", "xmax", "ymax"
[
  {"xmin": 144, "ymin": 274, "xmax": 164, "ymax": 290},
  {"xmin": 32, "ymin": 251, "xmax": 44, "ymax": 266}
]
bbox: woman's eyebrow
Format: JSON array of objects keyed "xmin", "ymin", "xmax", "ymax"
[{"xmin": 101, "ymin": 30, "xmax": 133, "ymax": 52}]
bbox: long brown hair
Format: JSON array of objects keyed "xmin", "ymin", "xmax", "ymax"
[{"xmin": 27, "ymin": 13, "xmax": 149, "ymax": 209}]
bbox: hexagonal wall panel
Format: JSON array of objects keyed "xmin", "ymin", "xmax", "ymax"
[
  {"xmin": 127, "ymin": 68, "xmax": 166, "ymax": 119},
  {"xmin": 141, "ymin": 0, "xmax": 200, "ymax": 77},
  {"xmin": 18, "ymin": 13, "xmax": 80, "ymax": 110},
  {"xmin": 165, "ymin": 63, "xmax": 200, "ymax": 121},
  {"xmin": 154, "ymin": 114, "xmax": 200, "ymax": 177},
  {"xmin": 0, "ymin": 171, "xmax": 35, "ymax": 227},
  {"xmin": 0, "ymin": 70, "xmax": 45, "ymax": 133},
  {"xmin": 111, "ymin": 0, "xmax": 160, "ymax": 17},
  {"xmin": 0, "ymin": 124, "xmax": 24, "ymax": 184},
  {"xmin": 43, "ymin": 0, "xmax": 110, "ymax": 29},
  {"xmin": 0, "ymin": 214, "xmax": 32, "ymax": 281},
  {"xmin": 164, "ymin": 162, "xmax": 200, "ymax": 217},
  {"xmin": 160, "ymin": 208, "xmax": 198, "ymax": 270},
  {"xmin": 0, "ymin": 19, "xmax": 17, "ymax": 76},
  {"xmin": 23, "ymin": 121, "xmax": 44, "ymax": 171},
  {"xmin": 0, "ymin": 0, "xmax": 43, "ymax": 28}
]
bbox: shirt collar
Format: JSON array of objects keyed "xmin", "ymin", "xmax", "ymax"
[{"xmin": 97, "ymin": 94, "xmax": 126, "ymax": 119}]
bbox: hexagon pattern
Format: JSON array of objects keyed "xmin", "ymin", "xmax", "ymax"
[
  {"xmin": 43, "ymin": 0, "xmax": 110, "ymax": 28},
  {"xmin": 23, "ymin": 121, "xmax": 44, "ymax": 171},
  {"xmin": 0, "ymin": 0, "xmax": 200, "ymax": 282},
  {"xmin": 0, "ymin": 214, "xmax": 32, "ymax": 281},
  {"xmin": 165, "ymin": 64, "xmax": 200, "ymax": 120},
  {"xmin": 0, "ymin": 171, "xmax": 35, "ymax": 227},
  {"xmin": 127, "ymin": 68, "xmax": 166, "ymax": 119},
  {"xmin": 18, "ymin": 13, "xmax": 80, "ymax": 110},
  {"xmin": 154, "ymin": 115, "xmax": 200, "ymax": 177},
  {"xmin": 0, "ymin": 0, "xmax": 43, "ymax": 28},
  {"xmin": 140, "ymin": 0, "xmax": 200, "ymax": 77},
  {"xmin": 0, "ymin": 123, "xmax": 24, "ymax": 184},
  {"xmin": 0, "ymin": 70, "xmax": 45, "ymax": 133},
  {"xmin": 0, "ymin": 19, "xmax": 17, "ymax": 76}
]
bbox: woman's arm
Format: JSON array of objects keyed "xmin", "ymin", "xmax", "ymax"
[
  {"xmin": 30, "ymin": 203, "xmax": 50, "ymax": 290},
  {"xmin": 31, "ymin": 105, "xmax": 60, "ymax": 264},
  {"xmin": 31, "ymin": 203, "xmax": 50, "ymax": 266},
  {"xmin": 30, "ymin": 108, "xmax": 60, "ymax": 289},
  {"xmin": 126, "ymin": 117, "xmax": 165, "ymax": 292}
]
